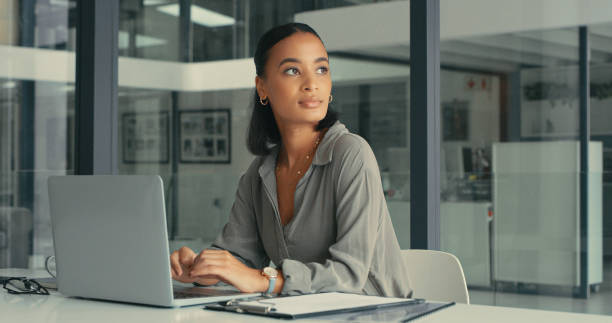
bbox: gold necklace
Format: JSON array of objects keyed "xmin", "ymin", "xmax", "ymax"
[{"xmin": 276, "ymin": 134, "xmax": 322, "ymax": 177}]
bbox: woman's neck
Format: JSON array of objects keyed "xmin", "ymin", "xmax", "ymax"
[{"xmin": 277, "ymin": 124, "xmax": 321, "ymax": 169}]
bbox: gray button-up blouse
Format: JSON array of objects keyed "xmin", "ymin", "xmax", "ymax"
[{"xmin": 211, "ymin": 121, "xmax": 412, "ymax": 298}]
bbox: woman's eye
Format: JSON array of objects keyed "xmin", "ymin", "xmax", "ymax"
[
  {"xmin": 284, "ymin": 67, "xmax": 299, "ymax": 75},
  {"xmin": 317, "ymin": 66, "xmax": 329, "ymax": 74}
]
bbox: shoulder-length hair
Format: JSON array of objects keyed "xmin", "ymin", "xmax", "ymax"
[{"xmin": 247, "ymin": 22, "xmax": 338, "ymax": 156}]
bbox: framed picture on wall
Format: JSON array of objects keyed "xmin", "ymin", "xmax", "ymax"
[
  {"xmin": 442, "ymin": 100, "xmax": 469, "ymax": 141},
  {"xmin": 122, "ymin": 112, "xmax": 170, "ymax": 163},
  {"xmin": 179, "ymin": 109, "xmax": 231, "ymax": 164}
]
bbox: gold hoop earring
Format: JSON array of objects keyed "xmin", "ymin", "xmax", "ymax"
[
  {"xmin": 329, "ymin": 94, "xmax": 333, "ymax": 103},
  {"xmin": 259, "ymin": 97, "xmax": 269, "ymax": 106}
]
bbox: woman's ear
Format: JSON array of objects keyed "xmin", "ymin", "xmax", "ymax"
[{"xmin": 255, "ymin": 76, "xmax": 266, "ymax": 99}]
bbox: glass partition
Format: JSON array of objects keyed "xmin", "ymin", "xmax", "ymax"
[
  {"xmin": 2, "ymin": 0, "xmax": 610, "ymax": 318},
  {"xmin": 0, "ymin": 0, "xmax": 76, "ymax": 268},
  {"xmin": 589, "ymin": 21, "xmax": 612, "ymax": 315},
  {"xmin": 439, "ymin": 0, "xmax": 612, "ymax": 315}
]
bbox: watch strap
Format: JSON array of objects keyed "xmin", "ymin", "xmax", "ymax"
[{"xmin": 265, "ymin": 276, "xmax": 276, "ymax": 295}]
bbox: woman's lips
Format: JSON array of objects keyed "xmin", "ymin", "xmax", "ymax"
[{"xmin": 299, "ymin": 99, "xmax": 323, "ymax": 108}]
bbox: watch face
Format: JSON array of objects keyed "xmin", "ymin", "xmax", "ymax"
[{"xmin": 263, "ymin": 267, "xmax": 278, "ymax": 278}]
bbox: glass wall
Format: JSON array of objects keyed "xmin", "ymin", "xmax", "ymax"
[
  {"xmin": 4, "ymin": 0, "xmax": 609, "ymax": 318},
  {"xmin": 439, "ymin": 0, "xmax": 612, "ymax": 316},
  {"xmin": 590, "ymin": 24, "xmax": 612, "ymax": 281},
  {"xmin": 0, "ymin": 0, "xmax": 76, "ymax": 269},
  {"xmin": 116, "ymin": 0, "xmax": 412, "ymax": 253}
]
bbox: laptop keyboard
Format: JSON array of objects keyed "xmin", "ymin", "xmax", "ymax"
[{"xmin": 173, "ymin": 287, "xmax": 241, "ymax": 299}]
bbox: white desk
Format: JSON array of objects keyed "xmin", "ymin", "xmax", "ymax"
[{"xmin": 2, "ymin": 269, "xmax": 610, "ymax": 323}]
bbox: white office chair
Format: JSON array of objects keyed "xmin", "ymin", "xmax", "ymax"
[{"xmin": 402, "ymin": 249, "xmax": 470, "ymax": 304}]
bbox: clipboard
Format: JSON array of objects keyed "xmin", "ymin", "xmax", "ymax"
[{"xmin": 204, "ymin": 292, "xmax": 437, "ymax": 319}]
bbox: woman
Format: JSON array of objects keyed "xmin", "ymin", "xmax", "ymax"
[{"xmin": 170, "ymin": 23, "xmax": 412, "ymax": 298}]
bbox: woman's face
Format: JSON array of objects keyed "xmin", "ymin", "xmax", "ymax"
[{"xmin": 256, "ymin": 32, "xmax": 332, "ymax": 129}]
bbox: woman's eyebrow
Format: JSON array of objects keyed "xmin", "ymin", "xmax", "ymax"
[
  {"xmin": 279, "ymin": 58, "xmax": 300, "ymax": 67},
  {"xmin": 278, "ymin": 56, "xmax": 329, "ymax": 67}
]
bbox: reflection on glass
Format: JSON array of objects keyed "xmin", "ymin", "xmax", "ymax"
[
  {"xmin": 332, "ymin": 80, "xmax": 411, "ymax": 249},
  {"xmin": 590, "ymin": 22, "xmax": 612, "ymax": 315},
  {"xmin": 0, "ymin": 0, "xmax": 75, "ymax": 269},
  {"xmin": 439, "ymin": 1, "xmax": 612, "ymax": 316}
]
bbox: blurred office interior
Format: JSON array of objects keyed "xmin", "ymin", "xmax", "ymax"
[{"xmin": 1, "ymin": 0, "xmax": 612, "ymax": 316}]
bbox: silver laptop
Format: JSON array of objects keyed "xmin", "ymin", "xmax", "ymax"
[{"xmin": 48, "ymin": 175, "xmax": 260, "ymax": 307}]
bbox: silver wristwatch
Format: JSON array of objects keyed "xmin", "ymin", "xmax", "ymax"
[{"xmin": 261, "ymin": 266, "xmax": 278, "ymax": 296}]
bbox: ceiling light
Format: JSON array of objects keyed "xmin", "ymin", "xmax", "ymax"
[
  {"xmin": 50, "ymin": 0, "xmax": 76, "ymax": 8},
  {"xmin": 2, "ymin": 81, "xmax": 17, "ymax": 89},
  {"xmin": 143, "ymin": 0, "xmax": 170, "ymax": 5},
  {"xmin": 156, "ymin": 4, "xmax": 235, "ymax": 28},
  {"xmin": 61, "ymin": 85, "xmax": 75, "ymax": 92},
  {"xmin": 118, "ymin": 31, "xmax": 167, "ymax": 49}
]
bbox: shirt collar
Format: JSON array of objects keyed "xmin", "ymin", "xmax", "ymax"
[
  {"xmin": 312, "ymin": 121, "xmax": 348, "ymax": 166},
  {"xmin": 258, "ymin": 121, "xmax": 348, "ymax": 179}
]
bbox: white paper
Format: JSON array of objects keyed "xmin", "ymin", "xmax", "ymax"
[{"xmin": 236, "ymin": 292, "xmax": 414, "ymax": 316}]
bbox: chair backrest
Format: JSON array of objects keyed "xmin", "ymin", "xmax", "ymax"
[{"xmin": 402, "ymin": 249, "xmax": 470, "ymax": 304}]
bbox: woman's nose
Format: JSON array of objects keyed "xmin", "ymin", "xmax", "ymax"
[{"xmin": 302, "ymin": 74, "xmax": 318, "ymax": 92}]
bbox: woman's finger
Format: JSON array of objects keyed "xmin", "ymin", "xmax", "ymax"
[
  {"xmin": 192, "ymin": 258, "xmax": 229, "ymax": 271},
  {"xmin": 179, "ymin": 247, "xmax": 196, "ymax": 265},
  {"xmin": 170, "ymin": 252, "xmax": 182, "ymax": 276},
  {"xmin": 194, "ymin": 255, "xmax": 232, "ymax": 265},
  {"xmin": 190, "ymin": 264, "xmax": 224, "ymax": 278},
  {"xmin": 195, "ymin": 250, "xmax": 235, "ymax": 265},
  {"xmin": 179, "ymin": 253, "xmax": 194, "ymax": 268},
  {"xmin": 179, "ymin": 246, "xmax": 196, "ymax": 256},
  {"xmin": 199, "ymin": 249, "xmax": 232, "ymax": 256},
  {"xmin": 195, "ymin": 276, "xmax": 221, "ymax": 286}
]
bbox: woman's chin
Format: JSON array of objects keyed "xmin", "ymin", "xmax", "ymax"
[
  {"xmin": 276, "ymin": 108, "xmax": 327, "ymax": 126},
  {"xmin": 307, "ymin": 112, "xmax": 328, "ymax": 125},
  {"xmin": 304, "ymin": 107, "xmax": 327, "ymax": 121}
]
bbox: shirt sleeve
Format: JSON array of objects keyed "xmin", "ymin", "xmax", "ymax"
[
  {"xmin": 280, "ymin": 135, "xmax": 385, "ymax": 295},
  {"xmin": 210, "ymin": 166, "xmax": 269, "ymax": 269}
]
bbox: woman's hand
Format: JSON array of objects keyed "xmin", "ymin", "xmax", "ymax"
[
  {"xmin": 170, "ymin": 246, "xmax": 220, "ymax": 286},
  {"xmin": 189, "ymin": 249, "xmax": 270, "ymax": 293}
]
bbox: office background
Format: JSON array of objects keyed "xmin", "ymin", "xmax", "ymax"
[{"xmin": 1, "ymin": 0, "xmax": 611, "ymax": 316}]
